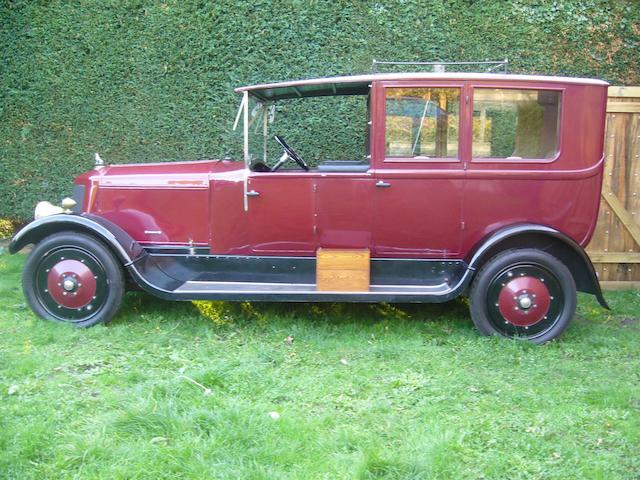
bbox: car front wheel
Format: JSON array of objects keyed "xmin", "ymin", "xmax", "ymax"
[
  {"xmin": 22, "ymin": 232, "xmax": 124, "ymax": 327},
  {"xmin": 469, "ymin": 249, "xmax": 577, "ymax": 344}
]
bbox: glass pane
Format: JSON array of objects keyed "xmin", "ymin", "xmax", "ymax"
[
  {"xmin": 472, "ymin": 89, "xmax": 561, "ymax": 159},
  {"xmin": 247, "ymin": 95, "xmax": 266, "ymax": 163},
  {"xmin": 267, "ymin": 95, "xmax": 368, "ymax": 165},
  {"xmin": 385, "ymin": 87, "xmax": 460, "ymax": 159}
]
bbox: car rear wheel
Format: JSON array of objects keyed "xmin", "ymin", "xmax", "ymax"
[
  {"xmin": 22, "ymin": 232, "xmax": 124, "ymax": 327},
  {"xmin": 469, "ymin": 249, "xmax": 576, "ymax": 344}
]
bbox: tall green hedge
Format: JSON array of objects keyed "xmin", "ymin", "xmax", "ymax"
[{"xmin": 1, "ymin": 0, "xmax": 639, "ymax": 220}]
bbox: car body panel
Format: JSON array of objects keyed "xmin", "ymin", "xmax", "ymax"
[
  {"xmin": 15, "ymin": 73, "xmax": 609, "ymax": 307},
  {"xmin": 315, "ymin": 174, "xmax": 374, "ymax": 250},
  {"xmin": 71, "ymin": 77, "xmax": 607, "ymax": 260},
  {"xmin": 246, "ymin": 172, "xmax": 316, "ymax": 254}
]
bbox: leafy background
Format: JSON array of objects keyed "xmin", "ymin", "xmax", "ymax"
[{"xmin": 1, "ymin": 0, "xmax": 639, "ymax": 220}]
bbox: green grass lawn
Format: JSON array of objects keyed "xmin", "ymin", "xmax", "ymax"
[{"xmin": 0, "ymin": 251, "xmax": 639, "ymax": 479}]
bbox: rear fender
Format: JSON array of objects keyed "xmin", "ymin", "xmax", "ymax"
[{"xmin": 467, "ymin": 224, "xmax": 609, "ymax": 309}]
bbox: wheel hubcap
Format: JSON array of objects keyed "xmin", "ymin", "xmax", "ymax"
[
  {"xmin": 518, "ymin": 296, "xmax": 532, "ymax": 310},
  {"xmin": 36, "ymin": 247, "xmax": 108, "ymax": 322},
  {"xmin": 62, "ymin": 278, "xmax": 77, "ymax": 292},
  {"xmin": 497, "ymin": 275, "xmax": 551, "ymax": 327},
  {"xmin": 46, "ymin": 259, "xmax": 97, "ymax": 309},
  {"xmin": 487, "ymin": 264, "xmax": 563, "ymax": 338}
]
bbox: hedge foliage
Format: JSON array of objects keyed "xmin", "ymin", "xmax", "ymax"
[{"xmin": 1, "ymin": 0, "xmax": 639, "ymax": 220}]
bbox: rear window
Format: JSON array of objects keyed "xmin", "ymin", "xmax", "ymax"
[{"xmin": 472, "ymin": 88, "xmax": 561, "ymax": 160}]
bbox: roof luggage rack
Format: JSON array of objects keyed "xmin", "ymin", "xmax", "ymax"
[{"xmin": 371, "ymin": 59, "xmax": 509, "ymax": 73}]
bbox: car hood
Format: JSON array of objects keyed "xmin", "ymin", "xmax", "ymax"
[{"xmin": 75, "ymin": 159, "xmax": 244, "ymax": 186}]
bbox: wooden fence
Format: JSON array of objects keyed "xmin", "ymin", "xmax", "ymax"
[{"xmin": 586, "ymin": 86, "xmax": 640, "ymax": 287}]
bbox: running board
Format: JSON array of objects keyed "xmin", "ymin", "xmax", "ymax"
[
  {"xmin": 165, "ymin": 279, "xmax": 465, "ymax": 302},
  {"xmin": 127, "ymin": 252, "xmax": 472, "ymax": 303}
]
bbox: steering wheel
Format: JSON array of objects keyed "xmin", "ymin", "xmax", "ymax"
[{"xmin": 273, "ymin": 135, "xmax": 309, "ymax": 171}]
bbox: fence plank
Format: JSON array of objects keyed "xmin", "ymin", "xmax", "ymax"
[
  {"xmin": 601, "ymin": 281, "xmax": 640, "ymax": 290},
  {"xmin": 608, "ymin": 86, "xmax": 640, "ymax": 98},
  {"xmin": 607, "ymin": 101, "xmax": 640, "ymax": 113},
  {"xmin": 586, "ymin": 86, "xmax": 640, "ymax": 284},
  {"xmin": 601, "ymin": 189, "xmax": 640, "ymax": 247},
  {"xmin": 588, "ymin": 252, "xmax": 640, "ymax": 263}
]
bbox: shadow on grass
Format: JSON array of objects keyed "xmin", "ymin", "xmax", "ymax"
[{"xmin": 111, "ymin": 290, "xmax": 473, "ymax": 332}]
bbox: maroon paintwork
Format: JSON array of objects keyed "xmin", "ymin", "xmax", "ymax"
[
  {"xmin": 74, "ymin": 75, "xmax": 608, "ymax": 261},
  {"xmin": 497, "ymin": 276, "xmax": 551, "ymax": 326},
  {"xmin": 47, "ymin": 259, "xmax": 97, "ymax": 309}
]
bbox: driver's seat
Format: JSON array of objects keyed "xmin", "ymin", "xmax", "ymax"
[{"xmin": 250, "ymin": 160, "xmax": 272, "ymax": 172}]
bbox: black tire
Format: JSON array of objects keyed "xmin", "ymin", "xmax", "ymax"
[
  {"xmin": 469, "ymin": 248, "xmax": 576, "ymax": 344},
  {"xmin": 22, "ymin": 232, "xmax": 124, "ymax": 327}
]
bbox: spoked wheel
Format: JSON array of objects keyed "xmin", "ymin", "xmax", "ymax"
[
  {"xmin": 469, "ymin": 249, "xmax": 576, "ymax": 344},
  {"xmin": 22, "ymin": 232, "xmax": 124, "ymax": 327}
]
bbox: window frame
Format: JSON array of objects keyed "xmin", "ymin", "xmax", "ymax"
[
  {"xmin": 469, "ymin": 85, "xmax": 565, "ymax": 164},
  {"xmin": 380, "ymin": 82, "xmax": 466, "ymax": 164}
]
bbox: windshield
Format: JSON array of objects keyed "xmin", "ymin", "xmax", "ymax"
[
  {"xmin": 247, "ymin": 96, "xmax": 270, "ymax": 164},
  {"xmin": 236, "ymin": 92, "xmax": 370, "ymax": 170}
]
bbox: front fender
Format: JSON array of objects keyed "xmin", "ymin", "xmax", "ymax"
[{"xmin": 9, "ymin": 214, "xmax": 144, "ymax": 265}]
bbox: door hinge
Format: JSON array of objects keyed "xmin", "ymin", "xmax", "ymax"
[
  {"xmin": 461, "ymin": 221, "xmax": 466, "ymax": 230},
  {"xmin": 313, "ymin": 184, "xmax": 318, "ymax": 193}
]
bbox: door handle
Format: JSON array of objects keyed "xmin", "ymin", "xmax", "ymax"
[
  {"xmin": 376, "ymin": 180, "xmax": 391, "ymax": 188},
  {"xmin": 245, "ymin": 190, "xmax": 260, "ymax": 197}
]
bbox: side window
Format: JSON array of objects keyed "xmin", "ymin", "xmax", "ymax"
[
  {"xmin": 385, "ymin": 87, "xmax": 460, "ymax": 159},
  {"xmin": 472, "ymin": 88, "xmax": 561, "ymax": 160}
]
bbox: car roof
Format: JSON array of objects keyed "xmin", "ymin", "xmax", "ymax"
[{"xmin": 235, "ymin": 72, "xmax": 609, "ymax": 101}]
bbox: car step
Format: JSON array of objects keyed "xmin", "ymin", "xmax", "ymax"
[{"xmin": 174, "ymin": 280, "xmax": 452, "ymax": 296}]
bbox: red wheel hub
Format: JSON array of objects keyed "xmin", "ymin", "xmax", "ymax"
[
  {"xmin": 46, "ymin": 259, "xmax": 97, "ymax": 309},
  {"xmin": 497, "ymin": 276, "xmax": 551, "ymax": 326}
]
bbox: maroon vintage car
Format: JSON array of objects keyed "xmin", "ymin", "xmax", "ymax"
[{"xmin": 10, "ymin": 71, "xmax": 610, "ymax": 343}]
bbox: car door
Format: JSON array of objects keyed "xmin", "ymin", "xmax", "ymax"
[
  {"xmin": 371, "ymin": 81, "xmax": 467, "ymax": 258},
  {"xmin": 315, "ymin": 173, "xmax": 374, "ymax": 249},
  {"xmin": 246, "ymin": 171, "xmax": 316, "ymax": 255}
]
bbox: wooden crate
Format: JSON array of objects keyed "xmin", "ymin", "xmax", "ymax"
[{"xmin": 316, "ymin": 248, "xmax": 370, "ymax": 292}]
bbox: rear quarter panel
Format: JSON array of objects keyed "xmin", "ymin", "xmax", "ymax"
[{"xmin": 461, "ymin": 82, "xmax": 607, "ymax": 255}]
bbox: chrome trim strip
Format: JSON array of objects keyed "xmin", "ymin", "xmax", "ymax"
[{"xmin": 175, "ymin": 280, "xmax": 450, "ymax": 294}]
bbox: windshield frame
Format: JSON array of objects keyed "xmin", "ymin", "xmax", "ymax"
[{"xmin": 233, "ymin": 92, "xmax": 273, "ymax": 167}]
